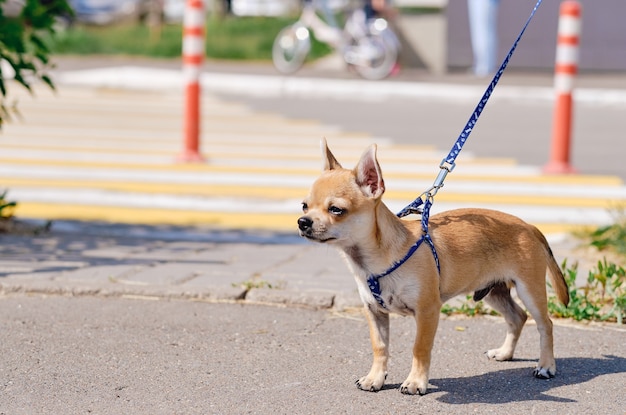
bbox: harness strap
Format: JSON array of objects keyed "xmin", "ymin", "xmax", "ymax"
[
  {"xmin": 365, "ymin": 0, "xmax": 543, "ymax": 309},
  {"xmin": 367, "ymin": 198, "xmax": 439, "ymax": 309}
]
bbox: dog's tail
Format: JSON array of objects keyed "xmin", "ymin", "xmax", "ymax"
[{"xmin": 533, "ymin": 227, "xmax": 570, "ymax": 306}]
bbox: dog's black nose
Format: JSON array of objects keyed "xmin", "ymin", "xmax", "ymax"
[{"xmin": 298, "ymin": 216, "xmax": 313, "ymax": 232}]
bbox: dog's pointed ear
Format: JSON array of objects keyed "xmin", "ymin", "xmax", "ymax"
[
  {"xmin": 321, "ymin": 137, "xmax": 342, "ymax": 171},
  {"xmin": 355, "ymin": 144, "xmax": 385, "ymax": 199}
]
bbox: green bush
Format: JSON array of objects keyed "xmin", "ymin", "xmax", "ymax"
[
  {"xmin": 547, "ymin": 260, "xmax": 602, "ymax": 322},
  {"xmin": 549, "ymin": 259, "xmax": 625, "ymax": 324},
  {"xmin": 0, "ymin": 0, "xmax": 73, "ymax": 127}
]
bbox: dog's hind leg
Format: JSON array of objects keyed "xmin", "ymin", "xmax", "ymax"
[
  {"xmin": 513, "ymin": 277, "xmax": 557, "ymax": 378},
  {"xmin": 356, "ymin": 305, "xmax": 390, "ymax": 392},
  {"xmin": 484, "ymin": 282, "xmax": 528, "ymax": 361}
]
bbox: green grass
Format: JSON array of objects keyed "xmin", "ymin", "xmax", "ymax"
[
  {"xmin": 548, "ymin": 259, "xmax": 626, "ymax": 324},
  {"xmin": 49, "ymin": 23, "xmax": 182, "ymax": 56},
  {"xmin": 46, "ymin": 16, "xmax": 332, "ymax": 61},
  {"xmin": 0, "ymin": 190, "xmax": 16, "ymax": 219},
  {"xmin": 583, "ymin": 207, "xmax": 626, "ymax": 257}
]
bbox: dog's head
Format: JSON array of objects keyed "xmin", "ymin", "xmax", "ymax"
[{"xmin": 298, "ymin": 138, "xmax": 385, "ymax": 246}]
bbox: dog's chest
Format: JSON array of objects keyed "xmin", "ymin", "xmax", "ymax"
[{"xmin": 354, "ymin": 274, "xmax": 418, "ymax": 316}]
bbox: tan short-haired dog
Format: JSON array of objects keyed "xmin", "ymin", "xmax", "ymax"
[{"xmin": 298, "ymin": 139, "xmax": 570, "ymax": 395}]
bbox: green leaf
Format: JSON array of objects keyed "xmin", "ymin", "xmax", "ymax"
[
  {"xmin": 30, "ymin": 32, "xmax": 50, "ymax": 55},
  {"xmin": 0, "ymin": 72, "xmax": 6, "ymax": 97},
  {"xmin": 41, "ymin": 74, "xmax": 55, "ymax": 90}
]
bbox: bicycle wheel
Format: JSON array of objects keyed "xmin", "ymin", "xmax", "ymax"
[
  {"xmin": 272, "ymin": 24, "xmax": 311, "ymax": 74},
  {"xmin": 350, "ymin": 33, "xmax": 398, "ymax": 80}
]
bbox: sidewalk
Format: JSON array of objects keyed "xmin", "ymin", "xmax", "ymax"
[
  {"xmin": 0, "ymin": 217, "xmax": 602, "ymax": 309},
  {"xmin": 54, "ymin": 56, "xmax": 626, "ymax": 104},
  {"xmin": 0, "ymin": 219, "xmax": 358, "ymax": 308},
  {"xmin": 53, "ymin": 55, "xmax": 626, "ymax": 90}
]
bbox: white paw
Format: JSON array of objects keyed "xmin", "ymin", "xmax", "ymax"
[
  {"xmin": 533, "ymin": 366, "xmax": 555, "ymax": 379},
  {"xmin": 355, "ymin": 373, "xmax": 386, "ymax": 392},
  {"xmin": 486, "ymin": 348, "xmax": 514, "ymax": 361},
  {"xmin": 399, "ymin": 378, "xmax": 428, "ymax": 395}
]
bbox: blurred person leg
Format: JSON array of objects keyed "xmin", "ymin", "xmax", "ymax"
[{"xmin": 468, "ymin": 0, "xmax": 500, "ymax": 77}]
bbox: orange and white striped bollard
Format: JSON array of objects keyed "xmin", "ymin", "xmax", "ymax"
[
  {"xmin": 179, "ymin": 0, "xmax": 205, "ymax": 162},
  {"xmin": 543, "ymin": 0, "xmax": 581, "ymax": 174}
]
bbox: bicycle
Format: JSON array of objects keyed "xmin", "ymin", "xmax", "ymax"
[{"xmin": 272, "ymin": 0, "xmax": 399, "ymax": 80}]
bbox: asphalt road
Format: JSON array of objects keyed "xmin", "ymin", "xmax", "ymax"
[
  {"xmin": 51, "ymin": 56, "xmax": 626, "ymax": 179},
  {"xmin": 1, "ymin": 295, "xmax": 625, "ymax": 414},
  {"xmin": 218, "ymin": 89, "xmax": 626, "ymax": 180}
]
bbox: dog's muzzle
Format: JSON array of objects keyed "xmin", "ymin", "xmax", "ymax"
[{"xmin": 298, "ymin": 217, "xmax": 335, "ymax": 242}]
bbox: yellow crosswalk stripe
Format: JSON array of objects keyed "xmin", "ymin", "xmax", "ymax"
[
  {"xmin": 0, "ymin": 176, "xmax": 619, "ymax": 208},
  {"xmin": 2, "ymin": 85, "xmax": 624, "ymax": 235},
  {"xmin": 13, "ymin": 202, "xmax": 592, "ymax": 236}
]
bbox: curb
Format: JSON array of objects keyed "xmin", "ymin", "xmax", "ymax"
[
  {"xmin": 55, "ymin": 66, "xmax": 626, "ymax": 105},
  {"xmin": 0, "ymin": 279, "xmax": 362, "ymax": 310}
]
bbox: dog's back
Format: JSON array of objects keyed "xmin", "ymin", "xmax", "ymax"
[{"xmin": 427, "ymin": 208, "xmax": 569, "ymax": 306}]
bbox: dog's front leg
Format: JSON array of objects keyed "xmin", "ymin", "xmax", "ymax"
[
  {"xmin": 356, "ymin": 305, "xmax": 390, "ymax": 392},
  {"xmin": 400, "ymin": 306, "xmax": 440, "ymax": 395}
]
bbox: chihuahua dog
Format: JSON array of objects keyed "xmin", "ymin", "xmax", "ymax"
[{"xmin": 298, "ymin": 139, "xmax": 569, "ymax": 395}]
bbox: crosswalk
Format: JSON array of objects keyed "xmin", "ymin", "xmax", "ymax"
[{"xmin": 1, "ymin": 83, "xmax": 625, "ymax": 235}]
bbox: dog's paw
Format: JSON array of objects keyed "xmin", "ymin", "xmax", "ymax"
[
  {"xmin": 399, "ymin": 378, "xmax": 428, "ymax": 395},
  {"xmin": 533, "ymin": 365, "xmax": 556, "ymax": 379},
  {"xmin": 486, "ymin": 347, "xmax": 514, "ymax": 361},
  {"xmin": 355, "ymin": 373, "xmax": 386, "ymax": 392}
]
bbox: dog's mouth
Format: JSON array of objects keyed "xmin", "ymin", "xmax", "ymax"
[{"xmin": 300, "ymin": 232, "xmax": 336, "ymax": 243}]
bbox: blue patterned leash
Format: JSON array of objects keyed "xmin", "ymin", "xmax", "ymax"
[
  {"xmin": 368, "ymin": 0, "xmax": 544, "ymax": 309},
  {"xmin": 400, "ymin": 0, "xmax": 544, "ymax": 217}
]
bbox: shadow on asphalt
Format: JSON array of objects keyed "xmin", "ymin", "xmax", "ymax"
[
  {"xmin": 428, "ymin": 355, "xmax": 626, "ymax": 404},
  {"xmin": 49, "ymin": 220, "xmax": 305, "ymax": 244},
  {"xmin": 1, "ymin": 220, "xmax": 296, "ymax": 278},
  {"xmin": 0, "ymin": 234, "xmax": 219, "ymax": 278}
]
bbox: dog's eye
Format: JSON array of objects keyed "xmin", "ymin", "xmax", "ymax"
[
  {"xmin": 301, "ymin": 202, "xmax": 308, "ymax": 213},
  {"xmin": 328, "ymin": 206, "xmax": 345, "ymax": 216}
]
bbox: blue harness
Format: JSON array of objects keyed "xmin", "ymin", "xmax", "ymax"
[
  {"xmin": 367, "ymin": 197, "xmax": 439, "ymax": 308},
  {"xmin": 366, "ymin": 0, "xmax": 544, "ymax": 309}
]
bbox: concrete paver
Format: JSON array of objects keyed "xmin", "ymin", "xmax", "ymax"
[
  {"xmin": 0, "ymin": 221, "xmax": 355, "ymax": 305},
  {"xmin": 0, "ymin": 218, "xmax": 611, "ymax": 307}
]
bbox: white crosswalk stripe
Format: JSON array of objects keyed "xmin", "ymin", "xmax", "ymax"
[{"xmin": 1, "ymin": 82, "xmax": 625, "ymax": 234}]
